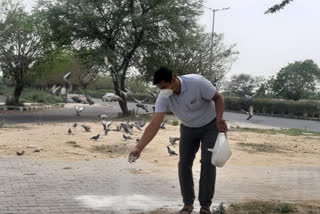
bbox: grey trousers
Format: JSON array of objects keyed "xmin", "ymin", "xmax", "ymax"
[{"xmin": 178, "ymin": 119, "xmax": 218, "ymax": 207}]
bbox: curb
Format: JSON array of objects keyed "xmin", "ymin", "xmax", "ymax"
[{"xmin": 0, "ymin": 103, "xmax": 64, "ymax": 112}]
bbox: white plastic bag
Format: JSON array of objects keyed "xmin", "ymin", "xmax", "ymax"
[{"xmin": 208, "ymin": 132, "xmax": 232, "ymax": 167}]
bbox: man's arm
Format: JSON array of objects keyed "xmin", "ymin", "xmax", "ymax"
[
  {"xmin": 212, "ymin": 92, "xmax": 228, "ymax": 132},
  {"xmin": 129, "ymin": 112, "xmax": 165, "ymax": 161}
]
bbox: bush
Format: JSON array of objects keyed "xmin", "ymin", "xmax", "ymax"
[
  {"xmin": 172, "ymin": 120, "xmax": 179, "ymax": 126},
  {"xmin": 224, "ymin": 97, "xmax": 320, "ymax": 118}
]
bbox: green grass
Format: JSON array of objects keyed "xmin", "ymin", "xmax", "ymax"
[
  {"xmin": 171, "ymin": 120, "xmax": 179, "ymax": 126},
  {"xmin": 238, "ymin": 127, "xmax": 320, "ymax": 136},
  {"xmin": 227, "ymin": 201, "xmax": 297, "ymax": 214},
  {"xmin": 237, "ymin": 142, "xmax": 283, "ymax": 153}
]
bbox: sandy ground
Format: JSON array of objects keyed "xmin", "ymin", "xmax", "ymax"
[{"xmin": 0, "ymin": 116, "xmax": 319, "ymax": 168}]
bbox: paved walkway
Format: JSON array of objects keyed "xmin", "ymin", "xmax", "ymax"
[{"xmin": 0, "ymin": 156, "xmax": 319, "ymax": 213}]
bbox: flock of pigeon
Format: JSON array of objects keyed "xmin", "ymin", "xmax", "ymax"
[{"xmin": 68, "ymin": 111, "xmax": 180, "ymax": 156}]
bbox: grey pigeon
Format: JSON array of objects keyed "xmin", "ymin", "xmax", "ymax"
[
  {"xmin": 85, "ymin": 95, "xmax": 94, "ymax": 105},
  {"xmin": 139, "ymin": 121, "xmax": 146, "ymax": 128},
  {"xmin": 133, "ymin": 123, "xmax": 142, "ymax": 131},
  {"xmin": 169, "ymin": 137, "xmax": 180, "ymax": 145},
  {"xmin": 123, "ymin": 134, "xmax": 132, "ymax": 141},
  {"xmin": 240, "ymin": 106, "xmax": 254, "ymax": 120},
  {"xmin": 167, "ymin": 146, "xmax": 178, "ymax": 156},
  {"xmin": 63, "ymin": 72, "xmax": 71, "ymax": 83},
  {"xmin": 160, "ymin": 122, "xmax": 166, "ymax": 129},
  {"xmin": 68, "ymin": 128, "xmax": 72, "ymax": 135},
  {"xmin": 81, "ymin": 125, "xmax": 91, "ymax": 132},
  {"xmin": 121, "ymin": 123, "xmax": 132, "ymax": 134},
  {"xmin": 104, "ymin": 129, "xmax": 108, "ymax": 136},
  {"xmin": 73, "ymin": 123, "xmax": 77, "ymax": 128},
  {"xmin": 90, "ymin": 134, "xmax": 100, "ymax": 141}
]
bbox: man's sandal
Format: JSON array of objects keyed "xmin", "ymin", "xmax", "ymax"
[
  {"xmin": 179, "ymin": 205, "xmax": 194, "ymax": 214},
  {"xmin": 200, "ymin": 206, "xmax": 211, "ymax": 214}
]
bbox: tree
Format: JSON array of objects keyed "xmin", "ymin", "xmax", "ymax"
[
  {"xmin": 0, "ymin": 3, "xmax": 50, "ymax": 104},
  {"xmin": 140, "ymin": 31, "xmax": 238, "ymax": 90},
  {"xmin": 265, "ymin": 0, "xmax": 295, "ymax": 14},
  {"xmin": 271, "ymin": 60, "xmax": 320, "ymax": 100},
  {"xmin": 227, "ymin": 73, "xmax": 263, "ymax": 97},
  {"xmin": 38, "ymin": 0, "xmax": 205, "ymax": 115}
]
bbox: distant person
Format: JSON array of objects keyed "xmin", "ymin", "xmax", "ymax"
[{"xmin": 128, "ymin": 67, "xmax": 228, "ymax": 214}]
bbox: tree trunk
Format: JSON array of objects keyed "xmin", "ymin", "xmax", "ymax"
[
  {"xmin": 119, "ymin": 99, "xmax": 129, "ymax": 116},
  {"xmin": 13, "ymin": 83, "xmax": 24, "ymax": 105}
]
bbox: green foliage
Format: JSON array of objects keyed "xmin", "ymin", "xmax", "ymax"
[
  {"xmin": 171, "ymin": 120, "xmax": 179, "ymax": 126},
  {"xmin": 271, "ymin": 60, "xmax": 320, "ymax": 101},
  {"xmin": 227, "ymin": 73, "xmax": 263, "ymax": 97},
  {"xmin": 224, "ymin": 97, "xmax": 320, "ymax": 118},
  {"xmin": 228, "ymin": 201, "xmax": 296, "ymax": 214},
  {"xmin": 265, "ymin": 0, "xmax": 295, "ymax": 14}
]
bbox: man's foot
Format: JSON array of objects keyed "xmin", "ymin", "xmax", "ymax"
[
  {"xmin": 200, "ymin": 206, "xmax": 211, "ymax": 214},
  {"xmin": 179, "ymin": 205, "xmax": 194, "ymax": 214}
]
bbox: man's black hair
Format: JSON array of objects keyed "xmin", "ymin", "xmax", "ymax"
[{"xmin": 153, "ymin": 66, "xmax": 174, "ymax": 85}]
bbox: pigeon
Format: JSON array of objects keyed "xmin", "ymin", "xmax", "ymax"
[
  {"xmin": 240, "ymin": 106, "xmax": 254, "ymax": 120},
  {"xmin": 147, "ymin": 89, "xmax": 158, "ymax": 100},
  {"xmin": 90, "ymin": 134, "xmax": 100, "ymax": 141},
  {"xmin": 102, "ymin": 120, "xmax": 112, "ymax": 131},
  {"xmin": 63, "ymin": 72, "xmax": 71, "ymax": 83},
  {"xmin": 73, "ymin": 123, "xmax": 77, "ymax": 128},
  {"xmin": 121, "ymin": 123, "xmax": 132, "ymax": 134},
  {"xmin": 138, "ymin": 121, "xmax": 146, "ymax": 128},
  {"xmin": 136, "ymin": 103, "xmax": 148, "ymax": 112},
  {"xmin": 104, "ymin": 129, "xmax": 108, "ymax": 136},
  {"xmin": 75, "ymin": 106, "xmax": 84, "ymax": 116},
  {"xmin": 133, "ymin": 123, "xmax": 142, "ymax": 131},
  {"xmin": 81, "ymin": 125, "xmax": 91, "ymax": 132},
  {"xmin": 160, "ymin": 122, "xmax": 166, "ymax": 129},
  {"xmin": 119, "ymin": 89, "xmax": 129, "ymax": 98},
  {"xmin": 152, "ymin": 106, "xmax": 155, "ymax": 112},
  {"xmin": 99, "ymin": 114, "xmax": 108, "ymax": 120},
  {"xmin": 68, "ymin": 128, "xmax": 72, "ymax": 135},
  {"xmin": 169, "ymin": 137, "xmax": 180, "ymax": 145},
  {"xmin": 71, "ymin": 96, "xmax": 84, "ymax": 103},
  {"xmin": 123, "ymin": 134, "xmax": 132, "ymax": 141},
  {"xmin": 16, "ymin": 150, "xmax": 25, "ymax": 156},
  {"xmin": 51, "ymin": 85, "xmax": 61, "ymax": 95},
  {"xmin": 167, "ymin": 146, "xmax": 178, "ymax": 156},
  {"xmin": 85, "ymin": 95, "xmax": 94, "ymax": 105}
]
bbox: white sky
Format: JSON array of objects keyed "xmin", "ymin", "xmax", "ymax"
[{"xmin": 23, "ymin": 0, "xmax": 320, "ymax": 79}]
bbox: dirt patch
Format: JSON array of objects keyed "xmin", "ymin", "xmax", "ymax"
[{"xmin": 0, "ymin": 119, "xmax": 319, "ymax": 168}]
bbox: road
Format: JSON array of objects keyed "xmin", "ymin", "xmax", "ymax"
[{"xmin": 0, "ymin": 98, "xmax": 319, "ymax": 132}]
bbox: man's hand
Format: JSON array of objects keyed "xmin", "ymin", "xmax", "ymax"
[
  {"xmin": 216, "ymin": 118, "xmax": 228, "ymax": 132},
  {"xmin": 128, "ymin": 146, "xmax": 142, "ymax": 163}
]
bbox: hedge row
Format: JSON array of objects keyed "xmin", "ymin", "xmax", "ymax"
[{"xmin": 224, "ymin": 97, "xmax": 320, "ymax": 118}]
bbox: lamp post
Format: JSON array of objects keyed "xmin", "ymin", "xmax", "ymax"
[{"xmin": 205, "ymin": 6, "xmax": 230, "ymax": 85}]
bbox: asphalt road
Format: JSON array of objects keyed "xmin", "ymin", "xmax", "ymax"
[{"xmin": 1, "ymin": 98, "xmax": 319, "ymax": 132}]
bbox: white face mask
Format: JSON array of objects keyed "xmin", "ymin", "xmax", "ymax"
[{"xmin": 159, "ymin": 89, "xmax": 173, "ymax": 98}]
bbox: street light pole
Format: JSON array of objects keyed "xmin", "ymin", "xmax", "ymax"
[{"xmin": 205, "ymin": 6, "xmax": 230, "ymax": 85}]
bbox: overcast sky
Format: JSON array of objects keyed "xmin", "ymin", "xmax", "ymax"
[{"xmin": 23, "ymin": 0, "xmax": 320, "ymax": 79}]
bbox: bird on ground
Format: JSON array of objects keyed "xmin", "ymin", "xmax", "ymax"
[
  {"xmin": 68, "ymin": 128, "xmax": 72, "ymax": 135},
  {"xmin": 167, "ymin": 146, "xmax": 178, "ymax": 156},
  {"xmin": 133, "ymin": 123, "xmax": 142, "ymax": 131},
  {"xmin": 121, "ymin": 123, "xmax": 132, "ymax": 134},
  {"xmin": 73, "ymin": 123, "xmax": 77, "ymax": 128},
  {"xmin": 160, "ymin": 122, "xmax": 166, "ymax": 129},
  {"xmin": 102, "ymin": 120, "xmax": 112, "ymax": 131},
  {"xmin": 90, "ymin": 134, "xmax": 100, "ymax": 141},
  {"xmin": 169, "ymin": 137, "xmax": 180, "ymax": 145},
  {"xmin": 75, "ymin": 106, "xmax": 84, "ymax": 116},
  {"xmin": 81, "ymin": 125, "xmax": 91, "ymax": 132},
  {"xmin": 16, "ymin": 150, "xmax": 25, "ymax": 156},
  {"xmin": 123, "ymin": 134, "xmax": 132, "ymax": 141},
  {"xmin": 138, "ymin": 121, "xmax": 146, "ymax": 128}
]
